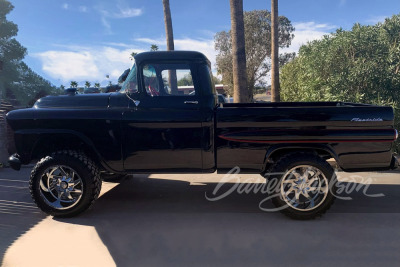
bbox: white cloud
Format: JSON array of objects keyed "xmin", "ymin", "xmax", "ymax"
[
  {"xmin": 62, "ymin": 4, "xmax": 88, "ymax": 13},
  {"xmin": 33, "ymin": 45, "xmax": 145, "ymax": 86},
  {"xmin": 97, "ymin": 6, "xmax": 143, "ymax": 34},
  {"xmin": 366, "ymin": 15, "xmax": 388, "ymax": 25},
  {"xmin": 33, "ymin": 37, "xmax": 218, "ymax": 86},
  {"xmin": 282, "ymin": 22, "xmax": 336, "ymax": 54},
  {"xmin": 102, "ymin": 42, "xmax": 133, "ymax": 48},
  {"xmin": 175, "ymin": 39, "xmax": 216, "ymax": 67},
  {"xmin": 101, "ymin": 16, "xmax": 112, "ymax": 34},
  {"xmin": 79, "ymin": 6, "xmax": 88, "ymax": 13},
  {"xmin": 198, "ymin": 30, "xmax": 216, "ymax": 38},
  {"xmin": 135, "ymin": 38, "xmax": 165, "ymax": 46},
  {"xmin": 294, "ymin": 22, "xmax": 337, "ymax": 31},
  {"xmin": 114, "ymin": 7, "xmax": 143, "ymax": 18}
]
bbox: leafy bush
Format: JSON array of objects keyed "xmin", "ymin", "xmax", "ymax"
[{"xmin": 281, "ymin": 14, "xmax": 400, "ymax": 152}]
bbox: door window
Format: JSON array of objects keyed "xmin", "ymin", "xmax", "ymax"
[
  {"xmin": 142, "ymin": 64, "xmax": 196, "ymax": 96},
  {"xmin": 121, "ymin": 62, "xmax": 138, "ymax": 94}
]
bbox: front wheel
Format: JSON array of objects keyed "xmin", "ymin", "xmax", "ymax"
[
  {"xmin": 266, "ymin": 153, "xmax": 337, "ymax": 220},
  {"xmin": 29, "ymin": 150, "xmax": 102, "ymax": 217}
]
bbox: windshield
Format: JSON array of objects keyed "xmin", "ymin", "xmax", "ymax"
[{"xmin": 121, "ymin": 62, "xmax": 138, "ymax": 94}]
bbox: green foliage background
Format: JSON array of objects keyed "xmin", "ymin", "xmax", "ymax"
[
  {"xmin": 281, "ymin": 14, "xmax": 400, "ymax": 152},
  {"xmin": 215, "ymin": 10, "xmax": 295, "ymax": 100},
  {"xmin": 0, "ymin": 0, "xmax": 57, "ymax": 107}
]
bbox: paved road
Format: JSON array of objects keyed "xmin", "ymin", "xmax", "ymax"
[{"xmin": 1, "ymin": 167, "xmax": 400, "ymax": 266}]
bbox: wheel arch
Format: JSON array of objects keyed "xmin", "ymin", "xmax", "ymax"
[
  {"xmin": 16, "ymin": 129, "xmax": 110, "ymax": 171},
  {"xmin": 262, "ymin": 144, "xmax": 339, "ymax": 174}
]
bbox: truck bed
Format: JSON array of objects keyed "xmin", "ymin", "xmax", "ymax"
[
  {"xmin": 222, "ymin": 101, "xmax": 371, "ymax": 107},
  {"xmin": 216, "ymin": 102, "xmax": 396, "ymax": 172}
]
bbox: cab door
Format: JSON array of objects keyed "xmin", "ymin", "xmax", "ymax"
[{"xmin": 122, "ymin": 62, "xmax": 203, "ymax": 171}]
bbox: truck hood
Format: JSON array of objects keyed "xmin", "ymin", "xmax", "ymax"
[{"xmin": 34, "ymin": 94, "xmax": 112, "ymax": 109}]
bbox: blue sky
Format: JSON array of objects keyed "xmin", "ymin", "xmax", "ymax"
[{"xmin": 7, "ymin": 0, "xmax": 400, "ymax": 87}]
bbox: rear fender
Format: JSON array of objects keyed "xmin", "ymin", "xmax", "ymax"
[{"xmin": 262, "ymin": 144, "xmax": 339, "ymax": 173}]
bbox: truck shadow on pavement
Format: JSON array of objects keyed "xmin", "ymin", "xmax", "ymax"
[
  {"xmin": 53, "ymin": 175, "xmax": 400, "ymax": 266},
  {"xmin": 0, "ymin": 168, "xmax": 47, "ymax": 264}
]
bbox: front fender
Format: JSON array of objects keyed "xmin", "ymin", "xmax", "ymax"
[{"xmin": 13, "ymin": 129, "xmax": 118, "ymax": 172}]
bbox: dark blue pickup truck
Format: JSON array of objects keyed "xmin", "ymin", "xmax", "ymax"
[{"xmin": 6, "ymin": 51, "xmax": 399, "ymax": 219}]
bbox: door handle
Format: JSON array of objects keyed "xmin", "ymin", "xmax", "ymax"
[{"xmin": 184, "ymin": 101, "xmax": 198, "ymax": 105}]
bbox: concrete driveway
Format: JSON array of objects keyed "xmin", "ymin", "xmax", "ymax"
[{"xmin": 1, "ymin": 167, "xmax": 400, "ymax": 267}]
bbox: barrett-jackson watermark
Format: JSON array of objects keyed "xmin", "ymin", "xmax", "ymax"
[{"xmin": 205, "ymin": 166, "xmax": 384, "ymax": 212}]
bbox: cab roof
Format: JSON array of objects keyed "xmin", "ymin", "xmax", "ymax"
[{"xmin": 134, "ymin": 51, "xmax": 210, "ymax": 66}]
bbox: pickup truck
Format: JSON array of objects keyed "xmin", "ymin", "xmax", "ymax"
[{"xmin": 6, "ymin": 51, "xmax": 399, "ymax": 220}]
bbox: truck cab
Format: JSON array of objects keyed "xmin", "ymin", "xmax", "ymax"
[{"xmin": 119, "ymin": 51, "xmax": 217, "ymax": 172}]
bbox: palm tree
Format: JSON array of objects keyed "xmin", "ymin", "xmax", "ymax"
[
  {"xmin": 271, "ymin": 0, "xmax": 280, "ymax": 102},
  {"xmin": 162, "ymin": 0, "xmax": 174, "ymax": 51},
  {"xmin": 130, "ymin": 52, "xmax": 137, "ymax": 60},
  {"xmin": 84, "ymin": 81, "xmax": 91, "ymax": 88},
  {"xmin": 229, "ymin": 0, "xmax": 248, "ymax": 103},
  {"xmin": 70, "ymin": 81, "xmax": 78, "ymax": 88},
  {"xmin": 94, "ymin": 83, "xmax": 100, "ymax": 88},
  {"xmin": 150, "ymin": 44, "xmax": 159, "ymax": 51},
  {"xmin": 162, "ymin": 0, "xmax": 177, "ymax": 94}
]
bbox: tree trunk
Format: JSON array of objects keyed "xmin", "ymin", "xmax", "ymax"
[
  {"xmin": 271, "ymin": 0, "xmax": 280, "ymax": 102},
  {"xmin": 162, "ymin": 0, "xmax": 178, "ymax": 94},
  {"xmin": 230, "ymin": 0, "xmax": 248, "ymax": 103},
  {"xmin": 163, "ymin": 0, "xmax": 174, "ymax": 51}
]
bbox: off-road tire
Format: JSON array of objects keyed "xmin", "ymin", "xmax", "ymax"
[
  {"xmin": 265, "ymin": 152, "xmax": 337, "ymax": 220},
  {"xmin": 29, "ymin": 150, "xmax": 102, "ymax": 217}
]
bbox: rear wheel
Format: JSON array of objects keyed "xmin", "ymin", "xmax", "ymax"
[
  {"xmin": 30, "ymin": 150, "xmax": 102, "ymax": 217},
  {"xmin": 266, "ymin": 153, "xmax": 337, "ymax": 220}
]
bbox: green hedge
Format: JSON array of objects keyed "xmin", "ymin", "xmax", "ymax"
[{"xmin": 280, "ymin": 14, "xmax": 400, "ymax": 153}]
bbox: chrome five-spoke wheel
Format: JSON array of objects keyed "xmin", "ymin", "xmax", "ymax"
[
  {"xmin": 268, "ymin": 153, "xmax": 337, "ymax": 220},
  {"xmin": 281, "ymin": 165, "xmax": 329, "ymax": 211}
]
